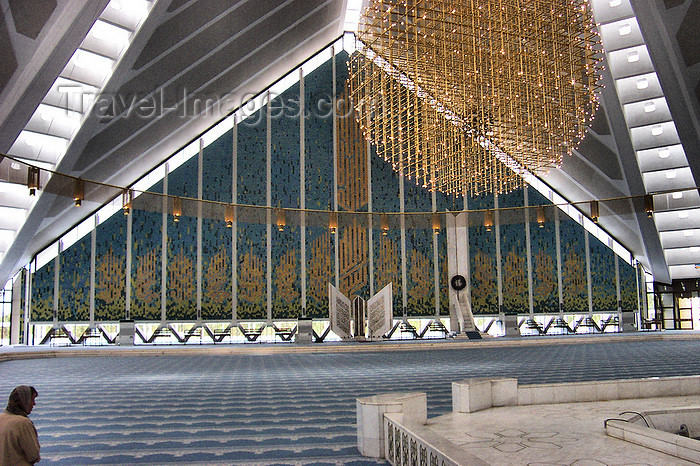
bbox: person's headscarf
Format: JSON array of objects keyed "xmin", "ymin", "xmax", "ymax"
[{"xmin": 5, "ymin": 385, "xmax": 37, "ymax": 417}]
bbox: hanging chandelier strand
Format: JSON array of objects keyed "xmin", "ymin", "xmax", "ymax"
[{"xmin": 348, "ymin": 0, "xmax": 603, "ymax": 195}]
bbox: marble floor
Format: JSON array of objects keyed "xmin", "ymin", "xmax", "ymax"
[{"xmin": 427, "ymin": 395, "xmax": 700, "ymax": 465}]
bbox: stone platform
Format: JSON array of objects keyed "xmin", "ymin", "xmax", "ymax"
[{"xmin": 358, "ymin": 375, "xmax": 700, "ymax": 465}]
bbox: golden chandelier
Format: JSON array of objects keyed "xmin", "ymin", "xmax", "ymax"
[{"xmin": 348, "ymin": 0, "xmax": 602, "ymax": 195}]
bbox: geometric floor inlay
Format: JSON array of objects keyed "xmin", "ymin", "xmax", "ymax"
[{"xmin": 460, "ymin": 429, "xmax": 579, "ymax": 452}]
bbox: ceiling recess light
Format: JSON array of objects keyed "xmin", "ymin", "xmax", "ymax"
[
  {"xmin": 684, "ymin": 230, "xmax": 694, "ymax": 237},
  {"xmin": 627, "ymin": 51, "xmax": 640, "ymax": 63},
  {"xmin": 609, "ymin": 0, "xmax": 622, "ymax": 6},
  {"xmin": 666, "ymin": 171, "xmax": 677, "ymax": 179},
  {"xmin": 618, "ymin": 24, "xmax": 632, "ymax": 36},
  {"xmin": 658, "ymin": 148, "xmax": 670, "ymax": 158},
  {"xmin": 651, "ymin": 125, "xmax": 663, "ymax": 136},
  {"xmin": 25, "ymin": 135, "xmax": 38, "ymax": 147},
  {"xmin": 636, "ymin": 78, "xmax": 648, "ymax": 90},
  {"xmin": 678, "ymin": 211, "xmax": 689, "ymax": 219},
  {"xmin": 74, "ymin": 49, "xmax": 113, "ymax": 71},
  {"xmin": 91, "ymin": 20, "xmax": 130, "ymax": 45},
  {"xmin": 10, "ymin": 162, "xmax": 20, "ymax": 171},
  {"xmin": 672, "ymin": 192, "xmax": 683, "ymax": 199},
  {"xmin": 692, "ymin": 247, "xmax": 700, "ymax": 253},
  {"xmin": 111, "ymin": 0, "xmax": 122, "ymax": 11},
  {"xmin": 91, "ymin": 24, "xmax": 110, "ymax": 41},
  {"xmin": 644, "ymin": 102, "xmax": 656, "ymax": 113},
  {"xmin": 40, "ymin": 111, "xmax": 52, "ymax": 122},
  {"xmin": 74, "ymin": 50, "xmax": 90, "ymax": 68}
]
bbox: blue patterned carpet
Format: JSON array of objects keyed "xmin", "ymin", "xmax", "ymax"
[{"xmin": 2, "ymin": 338, "xmax": 700, "ymax": 464}]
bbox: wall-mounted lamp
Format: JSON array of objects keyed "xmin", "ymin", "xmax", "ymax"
[
  {"xmin": 590, "ymin": 200, "xmax": 599, "ymax": 223},
  {"xmin": 536, "ymin": 205, "xmax": 545, "ymax": 228},
  {"xmin": 484, "ymin": 209, "xmax": 494, "ymax": 232},
  {"xmin": 73, "ymin": 178, "xmax": 84, "ymax": 207},
  {"xmin": 329, "ymin": 211, "xmax": 338, "ymax": 234},
  {"xmin": 173, "ymin": 196, "xmax": 182, "ymax": 223},
  {"xmin": 276, "ymin": 208, "xmax": 286, "ymax": 232},
  {"xmin": 380, "ymin": 214, "xmax": 389, "ymax": 236},
  {"xmin": 122, "ymin": 189, "xmax": 133, "ymax": 215},
  {"xmin": 432, "ymin": 212, "xmax": 441, "ymax": 234},
  {"xmin": 224, "ymin": 205, "xmax": 234, "ymax": 228},
  {"xmin": 27, "ymin": 167, "xmax": 40, "ymax": 196},
  {"xmin": 644, "ymin": 194, "xmax": 654, "ymax": 217}
]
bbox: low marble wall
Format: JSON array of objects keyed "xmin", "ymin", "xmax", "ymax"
[
  {"xmin": 517, "ymin": 375, "xmax": 700, "ymax": 406},
  {"xmin": 356, "ymin": 391, "xmax": 488, "ymax": 464},
  {"xmin": 633, "ymin": 407, "xmax": 700, "ymax": 435},
  {"xmin": 452, "ymin": 377, "xmax": 518, "ymax": 413},
  {"xmin": 358, "ymin": 372, "xmax": 700, "ymax": 462},
  {"xmin": 606, "ymin": 418, "xmax": 700, "ymax": 463},
  {"xmin": 451, "ymin": 375, "xmax": 700, "ymax": 413}
]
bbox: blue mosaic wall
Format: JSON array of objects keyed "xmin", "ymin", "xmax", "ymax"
[
  {"xmin": 202, "ymin": 131, "xmax": 233, "ymax": 320},
  {"xmin": 237, "ymin": 104, "xmax": 267, "ymax": 320},
  {"xmin": 58, "ymin": 235, "xmax": 90, "ymax": 321},
  {"xmin": 29, "ymin": 52, "xmax": 639, "ymax": 325},
  {"xmin": 305, "ymin": 226, "xmax": 332, "ymax": 318},
  {"xmin": 499, "ymin": 189, "xmax": 528, "ymax": 315},
  {"xmin": 529, "ymin": 190, "xmax": 558, "ymax": 313},
  {"xmin": 305, "ymin": 56, "xmax": 337, "ymax": 317},
  {"xmin": 31, "ymin": 260, "xmax": 53, "ymax": 322},
  {"xmin": 590, "ymin": 235, "xmax": 617, "ymax": 312},
  {"xmin": 469, "ymin": 193, "xmax": 497, "ymax": 314},
  {"xmin": 371, "ymin": 148, "xmax": 403, "ymax": 315},
  {"xmin": 404, "ymin": 180, "xmax": 435, "ymax": 316},
  {"xmin": 167, "ymin": 157, "xmax": 198, "ymax": 320},
  {"xmin": 619, "ymin": 259, "xmax": 638, "ymax": 310},
  {"xmin": 271, "ymin": 86, "xmax": 302, "ymax": 320},
  {"xmin": 131, "ymin": 180, "xmax": 163, "ymax": 320},
  {"xmin": 95, "ymin": 213, "xmax": 126, "ymax": 321},
  {"xmin": 560, "ymin": 216, "xmax": 588, "ymax": 312}
]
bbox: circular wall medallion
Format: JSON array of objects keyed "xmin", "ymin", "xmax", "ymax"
[{"xmin": 450, "ymin": 274, "xmax": 467, "ymax": 291}]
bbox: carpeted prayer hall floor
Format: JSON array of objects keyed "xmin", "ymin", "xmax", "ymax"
[{"xmin": 2, "ymin": 336, "xmax": 700, "ymax": 464}]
